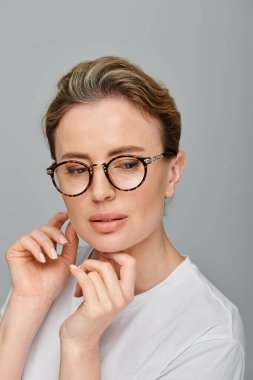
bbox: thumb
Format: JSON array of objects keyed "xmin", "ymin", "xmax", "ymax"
[{"xmin": 61, "ymin": 222, "xmax": 79, "ymax": 265}]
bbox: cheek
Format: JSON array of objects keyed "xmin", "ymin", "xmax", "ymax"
[
  {"xmin": 132, "ymin": 177, "xmax": 166, "ymax": 222},
  {"xmin": 62, "ymin": 196, "xmax": 87, "ymax": 231}
]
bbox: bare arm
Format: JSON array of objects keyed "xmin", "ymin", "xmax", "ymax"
[
  {"xmin": 59, "ymin": 342, "xmax": 101, "ymax": 380},
  {"xmin": 0, "ymin": 293, "xmax": 52, "ymax": 380}
]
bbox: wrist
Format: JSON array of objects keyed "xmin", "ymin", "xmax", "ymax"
[
  {"xmin": 10, "ymin": 291, "xmax": 53, "ymax": 311},
  {"xmin": 60, "ymin": 337, "xmax": 100, "ymax": 353},
  {"xmin": 0, "ymin": 292, "xmax": 52, "ymax": 345}
]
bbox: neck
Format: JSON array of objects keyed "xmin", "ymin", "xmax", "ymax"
[{"xmin": 89, "ymin": 224, "xmax": 185, "ymax": 295}]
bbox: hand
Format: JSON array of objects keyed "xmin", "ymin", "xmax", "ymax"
[
  {"xmin": 5, "ymin": 211, "xmax": 79, "ymax": 304},
  {"xmin": 59, "ymin": 252, "xmax": 136, "ymax": 346}
]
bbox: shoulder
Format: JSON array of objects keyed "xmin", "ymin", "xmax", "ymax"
[
  {"xmin": 182, "ymin": 258, "xmax": 245, "ymax": 351},
  {"xmin": 153, "ymin": 258, "xmax": 246, "ymax": 379}
]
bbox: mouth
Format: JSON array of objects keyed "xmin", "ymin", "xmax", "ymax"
[
  {"xmin": 89, "ymin": 213, "xmax": 127, "ymax": 222},
  {"xmin": 89, "ymin": 213, "xmax": 128, "ymax": 233},
  {"xmin": 92, "ymin": 218, "xmax": 124, "ymax": 222}
]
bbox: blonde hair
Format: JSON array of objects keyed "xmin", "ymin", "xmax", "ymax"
[{"xmin": 42, "ymin": 56, "xmax": 181, "ymax": 161}]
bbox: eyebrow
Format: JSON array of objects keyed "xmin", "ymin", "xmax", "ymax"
[{"xmin": 61, "ymin": 145, "xmax": 147, "ymax": 161}]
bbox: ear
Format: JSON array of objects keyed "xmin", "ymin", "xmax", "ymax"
[{"xmin": 165, "ymin": 151, "xmax": 186, "ymax": 198}]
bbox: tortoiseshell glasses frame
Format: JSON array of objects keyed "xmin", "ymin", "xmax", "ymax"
[{"xmin": 46, "ymin": 150, "xmax": 178, "ymax": 197}]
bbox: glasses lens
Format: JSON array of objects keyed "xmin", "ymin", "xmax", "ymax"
[
  {"xmin": 54, "ymin": 162, "xmax": 89, "ymax": 195},
  {"xmin": 108, "ymin": 157, "xmax": 145, "ymax": 190}
]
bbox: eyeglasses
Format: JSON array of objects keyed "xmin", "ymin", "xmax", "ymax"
[{"xmin": 46, "ymin": 150, "xmax": 177, "ymax": 197}]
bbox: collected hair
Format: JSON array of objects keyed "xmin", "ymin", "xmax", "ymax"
[{"xmin": 42, "ymin": 56, "xmax": 181, "ymax": 161}]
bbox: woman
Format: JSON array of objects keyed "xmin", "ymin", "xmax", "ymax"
[{"xmin": 0, "ymin": 56, "xmax": 245, "ymax": 379}]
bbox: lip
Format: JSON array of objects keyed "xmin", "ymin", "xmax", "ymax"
[
  {"xmin": 89, "ymin": 212, "xmax": 128, "ymax": 233},
  {"xmin": 89, "ymin": 212, "xmax": 128, "ymax": 222}
]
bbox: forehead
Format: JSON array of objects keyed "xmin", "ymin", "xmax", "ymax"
[{"xmin": 55, "ymin": 98, "xmax": 163, "ymax": 161}]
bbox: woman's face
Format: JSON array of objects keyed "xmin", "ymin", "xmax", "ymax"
[{"xmin": 54, "ymin": 98, "xmax": 175, "ymax": 253}]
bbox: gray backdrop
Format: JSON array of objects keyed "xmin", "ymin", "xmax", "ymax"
[{"xmin": 0, "ymin": 1, "xmax": 252, "ymax": 378}]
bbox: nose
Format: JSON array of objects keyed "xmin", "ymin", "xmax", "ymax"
[{"xmin": 89, "ymin": 164, "xmax": 116, "ymax": 202}]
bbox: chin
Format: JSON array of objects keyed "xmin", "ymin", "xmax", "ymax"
[
  {"xmin": 79, "ymin": 233, "xmax": 134, "ymax": 253},
  {"xmin": 92, "ymin": 240, "xmax": 130, "ymax": 253}
]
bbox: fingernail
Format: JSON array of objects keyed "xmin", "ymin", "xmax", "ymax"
[
  {"xmin": 70, "ymin": 264, "xmax": 78, "ymax": 270},
  {"xmin": 50, "ymin": 248, "xmax": 58, "ymax": 259},
  {"xmin": 59, "ymin": 236, "xmax": 68, "ymax": 244},
  {"xmin": 39, "ymin": 253, "xmax": 46, "ymax": 263}
]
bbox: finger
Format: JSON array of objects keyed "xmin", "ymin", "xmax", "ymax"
[
  {"xmin": 100, "ymin": 253, "xmax": 136, "ymax": 301},
  {"xmin": 74, "ymin": 250, "xmax": 105, "ymax": 297},
  {"xmin": 99, "ymin": 252, "xmax": 118, "ymax": 275},
  {"xmin": 30, "ymin": 228, "xmax": 59, "ymax": 260},
  {"xmin": 70, "ymin": 265, "xmax": 100, "ymax": 306},
  {"xmin": 61, "ymin": 222, "xmax": 79, "ymax": 265},
  {"xmin": 10, "ymin": 235, "xmax": 48, "ymax": 263},
  {"xmin": 40, "ymin": 225, "xmax": 69, "ymax": 246},
  {"xmin": 86, "ymin": 271, "xmax": 113, "ymax": 310},
  {"xmin": 79, "ymin": 259, "xmax": 124, "ymax": 304},
  {"xmin": 47, "ymin": 211, "xmax": 69, "ymax": 229}
]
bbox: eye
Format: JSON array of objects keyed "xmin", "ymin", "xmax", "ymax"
[
  {"xmin": 121, "ymin": 161, "xmax": 139, "ymax": 170},
  {"xmin": 65, "ymin": 166, "xmax": 88, "ymax": 175},
  {"xmin": 112, "ymin": 158, "xmax": 141, "ymax": 171}
]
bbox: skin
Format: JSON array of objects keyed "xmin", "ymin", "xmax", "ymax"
[
  {"xmin": 55, "ymin": 97, "xmax": 186, "ymax": 296},
  {"xmin": 1, "ymin": 97, "xmax": 185, "ymax": 379},
  {"xmin": 1, "ymin": 212, "xmax": 79, "ymax": 379}
]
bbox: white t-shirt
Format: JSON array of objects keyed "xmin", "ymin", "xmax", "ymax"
[{"xmin": 1, "ymin": 245, "xmax": 246, "ymax": 380}]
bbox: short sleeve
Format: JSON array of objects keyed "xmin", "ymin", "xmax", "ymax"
[{"xmin": 155, "ymin": 338, "xmax": 245, "ymax": 380}]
